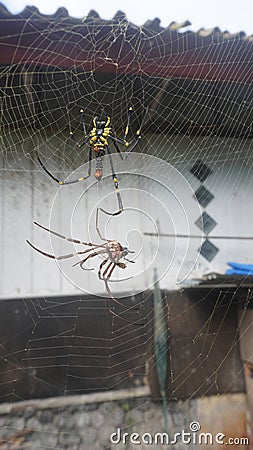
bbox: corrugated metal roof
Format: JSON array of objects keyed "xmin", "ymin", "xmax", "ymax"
[
  {"xmin": 0, "ymin": 3, "xmax": 251, "ymax": 40},
  {"xmin": 0, "ymin": 3, "xmax": 252, "ymax": 137},
  {"xmin": 0, "ymin": 3, "xmax": 252, "ymax": 84}
]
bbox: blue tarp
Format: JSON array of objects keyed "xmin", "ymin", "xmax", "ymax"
[{"xmin": 226, "ymin": 261, "xmax": 253, "ymax": 275}]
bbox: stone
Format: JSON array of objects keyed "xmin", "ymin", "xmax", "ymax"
[
  {"xmin": 0, "ymin": 427, "xmax": 8, "ymax": 438},
  {"xmin": 76, "ymin": 412, "xmax": 91, "ymax": 428},
  {"xmin": 23, "ymin": 407, "xmax": 35, "ymax": 420},
  {"xmin": 80, "ymin": 427, "xmax": 97, "ymax": 444},
  {"xmin": 129, "ymin": 409, "xmax": 143, "ymax": 424},
  {"xmin": 107, "ymin": 406, "xmax": 124, "ymax": 427},
  {"xmin": 58, "ymin": 431, "xmax": 81, "ymax": 446},
  {"xmin": 26, "ymin": 416, "xmax": 41, "ymax": 431},
  {"xmin": 38, "ymin": 410, "xmax": 54, "ymax": 424},
  {"xmin": 27, "ymin": 431, "xmax": 58, "ymax": 448},
  {"xmin": 8, "ymin": 417, "xmax": 25, "ymax": 430},
  {"xmin": 0, "ymin": 417, "xmax": 6, "ymax": 427},
  {"xmin": 83, "ymin": 403, "xmax": 98, "ymax": 412},
  {"xmin": 90, "ymin": 411, "xmax": 104, "ymax": 428},
  {"xmin": 97, "ymin": 424, "xmax": 115, "ymax": 443}
]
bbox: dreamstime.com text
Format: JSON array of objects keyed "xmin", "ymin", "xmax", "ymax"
[{"xmin": 110, "ymin": 422, "xmax": 249, "ymax": 446}]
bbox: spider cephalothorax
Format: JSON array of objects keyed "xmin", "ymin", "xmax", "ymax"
[{"xmin": 106, "ymin": 241, "xmax": 130, "ymax": 264}]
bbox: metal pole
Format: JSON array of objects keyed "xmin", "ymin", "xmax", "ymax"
[
  {"xmin": 153, "ymin": 268, "xmax": 168, "ymax": 432},
  {"xmin": 145, "ymin": 233, "xmax": 253, "ymax": 240}
]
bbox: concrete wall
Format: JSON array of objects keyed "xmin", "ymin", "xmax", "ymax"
[{"xmin": 1, "ymin": 132, "xmax": 253, "ymax": 299}]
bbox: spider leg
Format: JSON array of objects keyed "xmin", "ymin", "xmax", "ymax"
[
  {"xmin": 104, "ymin": 277, "xmax": 128, "ymax": 308},
  {"xmin": 116, "ymin": 262, "xmax": 127, "ymax": 269},
  {"xmin": 123, "ymin": 135, "xmax": 141, "ymax": 159},
  {"xmin": 73, "ymin": 249, "xmax": 106, "ymax": 270},
  {"xmin": 123, "ymin": 106, "xmax": 133, "ymax": 142},
  {"xmin": 123, "ymin": 106, "xmax": 149, "ymax": 159},
  {"xmin": 69, "ymin": 109, "xmax": 89, "ymax": 146},
  {"xmin": 111, "ymin": 139, "xmax": 124, "ymax": 160},
  {"xmin": 26, "ymin": 240, "xmax": 96, "ymax": 261},
  {"xmin": 109, "ymin": 107, "xmax": 134, "ymax": 148},
  {"xmin": 98, "ymin": 258, "xmax": 109, "ymax": 279},
  {"xmin": 103, "ymin": 263, "xmax": 132, "ymax": 314},
  {"xmin": 124, "ymin": 258, "xmax": 135, "ymax": 263},
  {"xmin": 104, "ymin": 277, "xmax": 128, "ymax": 313},
  {"xmin": 99, "ymin": 148, "xmax": 123, "ymax": 216},
  {"xmin": 109, "ymin": 113, "xmax": 139, "ymax": 156},
  {"xmin": 95, "ymin": 208, "xmax": 112, "ymax": 242},
  {"xmin": 110, "ymin": 106, "xmax": 141, "ymax": 160},
  {"xmin": 102, "ymin": 264, "xmax": 128, "ymax": 308},
  {"xmin": 36, "ymin": 144, "xmax": 92, "ymax": 185},
  {"xmin": 69, "ymin": 133, "xmax": 90, "ymax": 149},
  {"xmin": 33, "ymin": 221, "xmax": 104, "ymax": 248},
  {"xmin": 103, "ymin": 262, "xmax": 115, "ymax": 279},
  {"xmin": 80, "ymin": 109, "xmax": 87, "ymax": 135},
  {"xmin": 104, "ymin": 279, "xmax": 144, "ymax": 326}
]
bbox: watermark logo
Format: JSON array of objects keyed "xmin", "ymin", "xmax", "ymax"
[{"xmin": 110, "ymin": 421, "xmax": 249, "ymax": 446}]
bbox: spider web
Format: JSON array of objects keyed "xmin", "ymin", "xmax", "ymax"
[{"xmin": 0, "ymin": 5, "xmax": 252, "ymax": 448}]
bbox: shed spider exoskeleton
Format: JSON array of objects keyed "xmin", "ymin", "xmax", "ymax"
[{"xmin": 26, "ymin": 209, "xmax": 142, "ymax": 324}]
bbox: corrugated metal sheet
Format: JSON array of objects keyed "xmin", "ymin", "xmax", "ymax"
[{"xmin": 0, "ymin": 3, "xmax": 252, "ymax": 84}]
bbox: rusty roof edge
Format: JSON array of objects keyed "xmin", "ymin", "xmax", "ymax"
[{"xmin": 0, "ymin": 2, "xmax": 252, "ymax": 40}]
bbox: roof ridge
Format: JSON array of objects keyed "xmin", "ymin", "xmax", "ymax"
[{"xmin": 0, "ymin": 3, "xmax": 251, "ymax": 38}]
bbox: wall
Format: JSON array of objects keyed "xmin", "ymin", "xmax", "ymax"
[
  {"xmin": 0, "ymin": 390, "xmax": 248, "ymax": 450},
  {"xmin": 1, "ymin": 132, "xmax": 253, "ymax": 299}
]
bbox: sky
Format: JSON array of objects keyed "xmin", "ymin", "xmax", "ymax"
[{"xmin": 2, "ymin": 0, "xmax": 253, "ymax": 35}]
